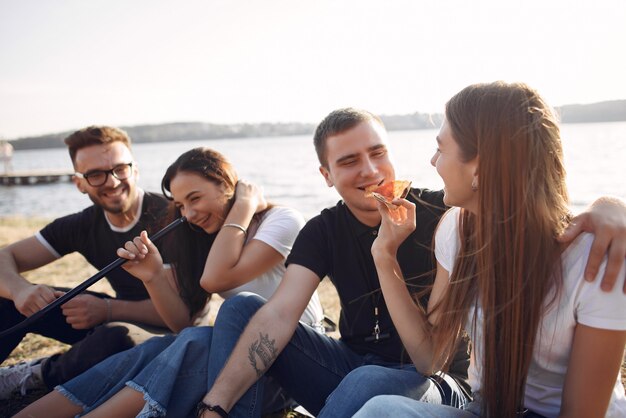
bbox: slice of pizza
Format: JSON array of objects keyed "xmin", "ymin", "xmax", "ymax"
[{"xmin": 364, "ymin": 180, "xmax": 411, "ymax": 207}]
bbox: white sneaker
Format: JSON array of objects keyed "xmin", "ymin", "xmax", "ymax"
[{"xmin": 0, "ymin": 358, "xmax": 45, "ymax": 400}]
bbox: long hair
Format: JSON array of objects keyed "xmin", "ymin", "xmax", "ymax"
[
  {"xmin": 430, "ymin": 82, "xmax": 571, "ymax": 417},
  {"xmin": 160, "ymin": 147, "xmax": 238, "ymax": 317}
]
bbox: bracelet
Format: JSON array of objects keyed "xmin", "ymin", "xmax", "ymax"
[
  {"xmin": 221, "ymin": 223, "xmax": 247, "ymax": 236},
  {"xmin": 196, "ymin": 401, "xmax": 229, "ymax": 418},
  {"xmin": 104, "ymin": 298, "xmax": 112, "ymax": 323}
]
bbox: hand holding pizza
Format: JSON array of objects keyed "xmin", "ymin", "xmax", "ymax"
[{"xmin": 368, "ymin": 180, "xmax": 416, "ymax": 255}]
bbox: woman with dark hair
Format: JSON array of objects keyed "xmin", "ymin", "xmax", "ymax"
[
  {"xmin": 17, "ymin": 147, "xmax": 324, "ymax": 417},
  {"xmin": 354, "ymin": 82, "xmax": 626, "ymax": 417}
]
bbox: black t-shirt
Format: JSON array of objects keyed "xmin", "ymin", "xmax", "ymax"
[
  {"xmin": 38, "ymin": 191, "xmax": 171, "ymax": 301},
  {"xmin": 287, "ymin": 188, "xmax": 470, "ymax": 387}
]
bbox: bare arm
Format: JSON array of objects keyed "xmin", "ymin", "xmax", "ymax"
[
  {"xmin": 200, "ymin": 264, "xmax": 320, "ymax": 414},
  {"xmin": 107, "ymin": 297, "xmax": 168, "ymax": 327},
  {"xmin": 0, "ymin": 236, "xmax": 58, "ymax": 316},
  {"xmin": 200, "ymin": 181, "xmax": 283, "ymax": 293},
  {"xmin": 558, "ymin": 196, "xmax": 626, "ymax": 292},
  {"xmin": 371, "ymin": 198, "xmax": 449, "ymax": 374},
  {"xmin": 559, "ymin": 324, "xmax": 626, "ymax": 418}
]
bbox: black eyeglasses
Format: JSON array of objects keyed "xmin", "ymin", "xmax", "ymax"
[{"xmin": 74, "ymin": 162, "xmax": 134, "ymax": 187}]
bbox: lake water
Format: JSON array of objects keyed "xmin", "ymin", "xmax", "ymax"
[{"xmin": 1, "ymin": 122, "xmax": 625, "ymax": 221}]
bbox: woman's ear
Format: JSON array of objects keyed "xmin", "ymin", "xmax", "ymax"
[{"xmin": 470, "ymin": 157, "xmax": 479, "ymax": 192}]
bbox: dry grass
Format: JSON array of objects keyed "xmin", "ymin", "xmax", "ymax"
[{"xmin": 0, "ymin": 216, "xmax": 624, "ymax": 416}]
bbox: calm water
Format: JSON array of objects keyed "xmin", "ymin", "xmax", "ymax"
[{"xmin": 1, "ymin": 122, "xmax": 625, "ymax": 220}]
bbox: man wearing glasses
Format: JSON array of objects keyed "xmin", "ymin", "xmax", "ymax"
[{"xmin": 0, "ymin": 126, "xmax": 171, "ymax": 399}]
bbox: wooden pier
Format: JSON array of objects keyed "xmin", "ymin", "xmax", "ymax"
[{"xmin": 0, "ymin": 170, "xmax": 74, "ymax": 186}]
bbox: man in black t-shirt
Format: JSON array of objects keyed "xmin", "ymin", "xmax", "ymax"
[
  {"xmin": 196, "ymin": 109, "xmax": 469, "ymax": 417},
  {"xmin": 0, "ymin": 126, "xmax": 171, "ymax": 399}
]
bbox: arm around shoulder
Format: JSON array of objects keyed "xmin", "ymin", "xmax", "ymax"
[{"xmin": 558, "ymin": 196, "xmax": 626, "ymax": 292}]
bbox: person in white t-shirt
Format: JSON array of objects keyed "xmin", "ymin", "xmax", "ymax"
[{"xmin": 356, "ymin": 82, "xmax": 626, "ymax": 418}]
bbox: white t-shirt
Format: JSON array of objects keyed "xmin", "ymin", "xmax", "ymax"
[
  {"xmin": 218, "ymin": 206, "xmax": 324, "ymax": 329},
  {"xmin": 435, "ymin": 207, "xmax": 626, "ymax": 418}
]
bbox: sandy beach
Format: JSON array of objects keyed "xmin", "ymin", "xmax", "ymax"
[{"xmin": 1, "ymin": 216, "xmax": 624, "ymax": 415}]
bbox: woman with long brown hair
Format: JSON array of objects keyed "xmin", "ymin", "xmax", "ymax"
[{"xmin": 355, "ymin": 82, "xmax": 626, "ymax": 417}]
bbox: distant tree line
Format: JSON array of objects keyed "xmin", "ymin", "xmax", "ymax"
[
  {"xmin": 7, "ymin": 100, "xmax": 625, "ymax": 150},
  {"xmin": 557, "ymin": 100, "xmax": 626, "ymax": 123}
]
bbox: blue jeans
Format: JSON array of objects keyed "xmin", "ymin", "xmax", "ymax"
[
  {"xmin": 132, "ymin": 327, "xmax": 214, "ymax": 418},
  {"xmin": 354, "ymin": 395, "xmax": 481, "ymax": 417},
  {"xmin": 206, "ymin": 293, "xmax": 469, "ymax": 418},
  {"xmin": 58, "ymin": 325, "xmax": 293, "ymax": 417},
  {"xmin": 353, "ymin": 395, "xmax": 549, "ymax": 418},
  {"xmin": 319, "ymin": 366, "xmax": 467, "ymax": 418},
  {"xmin": 58, "ymin": 333, "xmax": 177, "ymax": 413}
]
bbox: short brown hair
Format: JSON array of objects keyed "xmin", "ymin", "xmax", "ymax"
[
  {"xmin": 313, "ymin": 108, "xmax": 383, "ymax": 167},
  {"xmin": 64, "ymin": 126, "xmax": 132, "ymax": 164}
]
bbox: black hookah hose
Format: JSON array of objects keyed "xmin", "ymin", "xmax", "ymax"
[{"xmin": 0, "ymin": 216, "xmax": 186, "ymax": 339}]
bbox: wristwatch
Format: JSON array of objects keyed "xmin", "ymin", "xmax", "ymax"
[{"xmin": 196, "ymin": 401, "xmax": 229, "ymax": 418}]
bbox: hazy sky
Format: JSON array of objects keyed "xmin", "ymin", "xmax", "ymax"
[{"xmin": 1, "ymin": 0, "xmax": 625, "ymax": 138}]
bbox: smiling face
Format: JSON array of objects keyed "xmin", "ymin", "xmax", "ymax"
[
  {"xmin": 319, "ymin": 120, "xmax": 396, "ymax": 226},
  {"xmin": 169, "ymin": 171, "xmax": 230, "ymax": 234},
  {"xmin": 431, "ymin": 119, "xmax": 478, "ymax": 212},
  {"xmin": 72, "ymin": 141, "xmax": 139, "ymax": 216}
]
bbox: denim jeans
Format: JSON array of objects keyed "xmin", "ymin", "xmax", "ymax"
[
  {"xmin": 354, "ymin": 395, "xmax": 481, "ymax": 418},
  {"xmin": 318, "ymin": 366, "xmax": 467, "ymax": 418},
  {"xmin": 206, "ymin": 293, "xmax": 469, "ymax": 418},
  {"xmin": 58, "ymin": 326, "xmax": 292, "ymax": 417},
  {"xmin": 58, "ymin": 333, "xmax": 177, "ymax": 413},
  {"xmin": 132, "ymin": 327, "xmax": 214, "ymax": 418},
  {"xmin": 353, "ymin": 395, "xmax": 550, "ymax": 418}
]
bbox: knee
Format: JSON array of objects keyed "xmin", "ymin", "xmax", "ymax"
[
  {"xmin": 217, "ymin": 292, "xmax": 266, "ymax": 322},
  {"xmin": 177, "ymin": 326, "xmax": 212, "ymax": 342},
  {"xmin": 173, "ymin": 327, "xmax": 214, "ymax": 357},
  {"xmin": 135, "ymin": 334, "xmax": 177, "ymax": 356},
  {"xmin": 353, "ymin": 395, "xmax": 394, "ymax": 418},
  {"xmin": 325, "ymin": 365, "xmax": 400, "ymax": 409},
  {"xmin": 339, "ymin": 365, "xmax": 391, "ymax": 389}
]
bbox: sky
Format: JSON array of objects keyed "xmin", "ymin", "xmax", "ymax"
[{"xmin": 1, "ymin": 0, "xmax": 625, "ymax": 139}]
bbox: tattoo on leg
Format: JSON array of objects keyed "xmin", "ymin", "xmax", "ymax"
[{"xmin": 247, "ymin": 332, "xmax": 278, "ymax": 378}]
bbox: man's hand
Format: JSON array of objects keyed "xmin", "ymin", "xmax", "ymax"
[
  {"xmin": 60, "ymin": 293, "xmax": 108, "ymax": 329},
  {"xmin": 558, "ymin": 196, "xmax": 626, "ymax": 292},
  {"xmin": 12, "ymin": 284, "xmax": 57, "ymax": 317}
]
